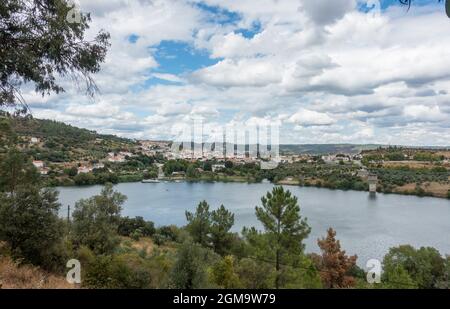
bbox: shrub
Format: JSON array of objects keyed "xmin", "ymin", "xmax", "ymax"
[
  {"xmin": 157, "ymin": 225, "xmax": 180, "ymax": 242},
  {"xmin": 71, "ymin": 184, "xmax": 126, "ymax": 255},
  {"xmin": 170, "ymin": 240, "xmax": 218, "ymax": 288},
  {"xmin": 118, "ymin": 216, "xmax": 155, "ymax": 237},
  {"xmin": 0, "ymin": 187, "xmax": 66, "ymax": 271}
]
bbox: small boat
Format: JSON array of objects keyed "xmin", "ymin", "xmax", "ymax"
[{"xmin": 141, "ymin": 179, "xmax": 160, "ymax": 183}]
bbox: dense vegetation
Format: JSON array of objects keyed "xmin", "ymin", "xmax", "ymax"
[
  {"xmin": 0, "ymin": 141, "xmax": 449, "ymax": 289},
  {"xmin": 7, "ymin": 113, "xmax": 136, "ymax": 161}
]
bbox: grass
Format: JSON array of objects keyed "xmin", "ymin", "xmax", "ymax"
[{"xmin": 0, "ymin": 256, "xmax": 74, "ymax": 289}]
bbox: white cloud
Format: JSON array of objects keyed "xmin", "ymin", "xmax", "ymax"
[
  {"xmin": 191, "ymin": 58, "xmax": 282, "ymax": 87},
  {"xmin": 403, "ymin": 105, "xmax": 447, "ymax": 123},
  {"xmin": 288, "ymin": 109, "xmax": 336, "ymax": 126},
  {"xmin": 23, "ymin": 1, "xmax": 450, "ymax": 145},
  {"xmin": 301, "ymin": 0, "xmax": 356, "ymax": 25}
]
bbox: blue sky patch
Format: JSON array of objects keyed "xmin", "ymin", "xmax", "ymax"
[{"xmin": 151, "ymin": 40, "xmax": 219, "ymax": 75}]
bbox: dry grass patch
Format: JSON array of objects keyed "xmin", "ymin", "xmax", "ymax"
[
  {"xmin": 393, "ymin": 182, "xmax": 450, "ymax": 198},
  {"xmin": 0, "ymin": 256, "xmax": 74, "ymax": 289}
]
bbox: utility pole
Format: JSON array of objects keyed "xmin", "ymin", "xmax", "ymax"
[{"xmin": 67, "ymin": 205, "xmax": 71, "ymax": 223}]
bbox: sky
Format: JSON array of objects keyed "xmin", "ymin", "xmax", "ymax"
[{"xmin": 24, "ymin": 0, "xmax": 450, "ymax": 146}]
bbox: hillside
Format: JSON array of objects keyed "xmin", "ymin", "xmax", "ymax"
[{"xmin": 3, "ymin": 113, "xmax": 136, "ymax": 162}]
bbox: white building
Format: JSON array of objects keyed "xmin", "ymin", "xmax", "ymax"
[
  {"xmin": 30, "ymin": 137, "xmax": 40, "ymax": 144},
  {"xmin": 78, "ymin": 166, "xmax": 93, "ymax": 174},
  {"xmin": 212, "ymin": 164, "xmax": 226, "ymax": 172},
  {"xmin": 32, "ymin": 160, "xmax": 44, "ymax": 168},
  {"xmin": 93, "ymin": 163, "xmax": 105, "ymax": 170}
]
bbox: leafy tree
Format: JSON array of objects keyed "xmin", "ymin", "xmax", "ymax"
[
  {"xmin": 255, "ymin": 186, "xmax": 311, "ymax": 288},
  {"xmin": 81, "ymin": 252, "xmax": 154, "ymax": 289},
  {"xmin": 71, "ymin": 183, "xmax": 126, "ymax": 254},
  {"xmin": 209, "ymin": 255, "xmax": 242, "ymax": 289},
  {"xmin": 64, "ymin": 166, "xmax": 78, "ymax": 177},
  {"xmin": 224, "ymin": 160, "xmax": 233, "ymax": 169},
  {"xmin": 163, "ymin": 159, "xmax": 188, "ymax": 175},
  {"xmin": 0, "ymin": 149, "xmax": 39, "ymax": 193},
  {"xmin": 203, "ymin": 161, "xmax": 212, "ymax": 171},
  {"xmin": 381, "ymin": 264, "xmax": 418, "ymax": 289},
  {"xmin": 186, "ymin": 164, "xmax": 200, "ymax": 179},
  {"xmin": 0, "ymin": 115, "xmax": 16, "ymax": 147},
  {"xmin": 210, "ymin": 205, "xmax": 235, "ymax": 255},
  {"xmin": 236, "ymin": 257, "xmax": 274, "ymax": 289},
  {"xmin": 316, "ymin": 228, "xmax": 357, "ymax": 288},
  {"xmin": 170, "ymin": 240, "xmax": 215, "ymax": 289},
  {"xmin": 435, "ymin": 256, "xmax": 450, "ymax": 289},
  {"xmin": 0, "ymin": 0, "xmax": 110, "ymax": 109},
  {"xmin": 0, "ymin": 149, "xmax": 64, "ymax": 270},
  {"xmin": 118, "ymin": 216, "xmax": 155, "ymax": 238},
  {"xmin": 156, "ymin": 225, "xmax": 181, "ymax": 242},
  {"xmin": 185, "ymin": 200, "xmax": 211, "ymax": 247},
  {"xmin": 73, "ymin": 172, "xmax": 96, "ymax": 185},
  {"xmin": 382, "ymin": 245, "xmax": 446, "ymax": 289},
  {"xmin": 279, "ymin": 257, "xmax": 323, "ymax": 289}
]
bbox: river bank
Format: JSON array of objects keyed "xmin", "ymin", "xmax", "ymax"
[
  {"xmin": 50, "ymin": 174, "xmax": 450, "ymax": 200},
  {"xmin": 56, "ymin": 181, "xmax": 450, "ymax": 265}
]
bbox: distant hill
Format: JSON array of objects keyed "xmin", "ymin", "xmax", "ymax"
[
  {"xmin": 2, "ymin": 113, "xmax": 136, "ymax": 162},
  {"xmin": 11, "ymin": 116, "xmax": 133, "ymax": 147},
  {"xmin": 4, "ymin": 113, "xmax": 447, "ymax": 160},
  {"xmin": 279, "ymin": 144, "xmax": 382, "ymax": 155}
]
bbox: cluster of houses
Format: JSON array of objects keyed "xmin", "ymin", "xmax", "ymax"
[
  {"xmin": 77, "ymin": 162, "xmax": 105, "ymax": 174},
  {"xmin": 107, "ymin": 151, "xmax": 134, "ymax": 163},
  {"xmin": 321, "ymin": 153, "xmax": 363, "ymax": 164},
  {"xmin": 32, "ymin": 160, "xmax": 49, "ymax": 175},
  {"xmin": 137, "ymin": 140, "xmax": 171, "ymax": 157},
  {"xmin": 32, "ymin": 160, "xmax": 107, "ymax": 176}
]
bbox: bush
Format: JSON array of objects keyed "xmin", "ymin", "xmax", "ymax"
[
  {"xmin": 209, "ymin": 255, "xmax": 242, "ymax": 288},
  {"xmin": 236, "ymin": 258, "xmax": 274, "ymax": 289},
  {"xmin": 71, "ymin": 184, "xmax": 126, "ymax": 255},
  {"xmin": 0, "ymin": 187, "xmax": 66, "ymax": 271},
  {"xmin": 382, "ymin": 245, "xmax": 446, "ymax": 289},
  {"xmin": 152, "ymin": 233, "xmax": 167, "ymax": 246},
  {"xmin": 157, "ymin": 225, "xmax": 180, "ymax": 242},
  {"xmin": 170, "ymin": 240, "xmax": 218, "ymax": 288},
  {"xmin": 130, "ymin": 229, "xmax": 143, "ymax": 241},
  {"xmin": 118, "ymin": 216, "xmax": 155, "ymax": 238}
]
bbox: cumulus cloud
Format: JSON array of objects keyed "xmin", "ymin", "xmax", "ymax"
[
  {"xmin": 301, "ymin": 0, "xmax": 356, "ymax": 25},
  {"xmin": 288, "ymin": 109, "xmax": 336, "ymax": 126},
  {"xmin": 23, "ymin": 0, "xmax": 450, "ymax": 145}
]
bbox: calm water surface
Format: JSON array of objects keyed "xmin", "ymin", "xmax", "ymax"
[{"xmin": 56, "ymin": 181, "xmax": 450, "ymax": 265}]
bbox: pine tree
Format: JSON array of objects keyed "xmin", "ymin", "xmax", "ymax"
[
  {"xmin": 210, "ymin": 205, "xmax": 235, "ymax": 255},
  {"xmin": 317, "ymin": 228, "xmax": 357, "ymax": 288},
  {"xmin": 185, "ymin": 200, "xmax": 212, "ymax": 247},
  {"xmin": 255, "ymin": 186, "xmax": 311, "ymax": 288}
]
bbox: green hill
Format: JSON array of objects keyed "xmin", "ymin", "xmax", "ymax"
[{"xmin": 1, "ymin": 112, "xmax": 136, "ymax": 162}]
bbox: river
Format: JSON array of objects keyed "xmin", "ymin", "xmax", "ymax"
[{"xmin": 56, "ymin": 181, "xmax": 450, "ymax": 265}]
